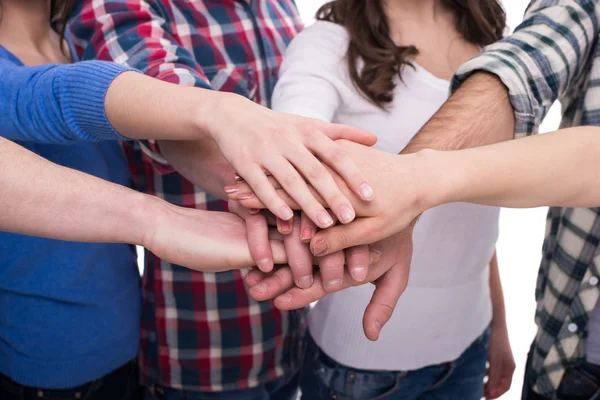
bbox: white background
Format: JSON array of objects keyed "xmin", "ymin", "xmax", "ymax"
[{"xmin": 294, "ymin": 1, "xmax": 561, "ymax": 399}]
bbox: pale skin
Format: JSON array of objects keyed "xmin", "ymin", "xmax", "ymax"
[
  {"xmin": 0, "ymin": 0, "xmax": 379, "ymax": 272},
  {"xmin": 0, "ymin": 0, "xmax": 378, "ymax": 260},
  {"xmin": 0, "ymin": 137, "xmax": 287, "ymax": 271},
  {"xmin": 229, "ymin": 0, "xmax": 514, "ymax": 285},
  {"xmin": 231, "ymin": 0, "xmax": 513, "ymax": 372}
]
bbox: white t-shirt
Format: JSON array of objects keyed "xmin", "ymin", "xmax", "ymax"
[{"xmin": 272, "ymin": 21, "xmax": 500, "ymax": 371}]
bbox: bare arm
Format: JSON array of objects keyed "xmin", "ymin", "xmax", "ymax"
[
  {"xmin": 403, "ymin": 73, "xmax": 515, "ymax": 154},
  {"xmin": 485, "ymin": 251, "xmax": 515, "ymax": 399},
  {"xmin": 0, "ymin": 137, "xmax": 287, "ymax": 271},
  {"xmin": 428, "ymin": 127, "xmax": 600, "ymax": 209}
]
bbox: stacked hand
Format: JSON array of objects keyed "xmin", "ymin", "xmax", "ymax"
[{"xmin": 225, "ymin": 141, "xmax": 433, "ymax": 338}]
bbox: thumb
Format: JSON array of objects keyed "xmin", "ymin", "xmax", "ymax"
[
  {"xmin": 319, "ymin": 122, "xmax": 378, "ymax": 146},
  {"xmin": 310, "ymin": 218, "xmax": 381, "ymax": 256},
  {"xmin": 362, "ymin": 260, "xmax": 410, "ymax": 341}
]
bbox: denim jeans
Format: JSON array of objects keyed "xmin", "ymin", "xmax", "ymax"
[
  {"xmin": 144, "ymin": 371, "xmax": 299, "ymax": 400},
  {"xmin": 300, "ymin": 328, "xmax": 490, "ymax": 400},
  {"xmin": 0, "ymin": 359, "xmax": 141, "ymax": 400}
]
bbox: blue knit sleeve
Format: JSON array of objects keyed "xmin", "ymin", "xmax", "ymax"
[{"xmin": 0, "ymin": 59, "xmax": 136, "ymax": 143}]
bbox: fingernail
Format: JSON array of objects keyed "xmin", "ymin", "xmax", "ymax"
[
  {"xmin": 279, "ymin": 219, "xmax": 291, "ymax": 233},
  {"xmin": 301, "ymin": 226, "xmax": 314, "ymax": 241},
  {"xmin": 338, "ymin": 205, "xmax": 355, "ymax": 224},
  {"xmin": 324, "ymin": 279, "xmax": 342, "ymax": 291},
  {"xmin": 317, "ymin": 211, "xmax": 334, "ymax": 228},
  {"xmin": 257, "ymin": 258, "xmax": 273, "ymax": 272},
  {"xmin": 252, "ymin": 283, "xmax": 267, "ymax": 295},
  {"xmin": 234, "ymin": 174, "xmax": 244, "ymax": 182},
  {"xmin": 224, "ymin": 186, "xmax": 239, "ymax": 194},
  {"xmin": 369, "ymin": 248, "xmax": 382, "ymax": 264},
  {"xmin": 280, "ymin": 206, "xmax": 294, "ymax": 220},
  {"xmin": 312, "ymin": 239, "xmax": 328, "ymax": 256},
  {"xmin": 297, "ymin": 275, "xmax": 313, "ymax": 288},
  {"xmin": 276, "ymin": 293, "xmax": 292, "ymax": 303},
  {"xmin": 351, "ymin": 266, "xmax": 367, "ymax": 282},
  {"xmin": 248, "ymin": 208, "xmax": 260, "ymax": 215},
  {"xmin": 238, "ymin": 193, "xmax": 253, "ymax": 200},
  {"xmin": 359, "ymin": 183, "xmax": 374, "ymax": 201}
]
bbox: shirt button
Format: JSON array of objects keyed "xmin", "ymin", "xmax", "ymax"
[
  {"xmin": 568, "ymin": 323, "xmax": 578, "ymax": 333},
  {"xmin": 590, "ymin": 276, "xmax": 599, "ymax": 286}
]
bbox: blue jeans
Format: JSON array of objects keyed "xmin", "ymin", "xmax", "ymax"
[
  {"xmin": 300, "ymin": 328, "xmax": 490, "ymax": 400},
  {"xmin": 144, "ymin": 372, "xmax": 299, "ymax": 400}
]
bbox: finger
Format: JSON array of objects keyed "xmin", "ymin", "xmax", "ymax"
[
  {"xmin": 300, "ymin": 211, "xmax": 317, "ymax": 243},
  {"xmin": 274, "ymin": 272, "xmax": 338, "ymax": 310},
  {"xmin": 233, "ymin": 187, "xmax": 326, "ymax": 211},
  {"xmin": 310, "ymin": 218, "xmax": 382, "ymax": 256},
  {"xmin": 275, "ymin": 247, "xmax": 383, "ymax": 310},
  {"xmin": 287, "ymin": 145, "xmax": 356, "ymax": 224},
  {"xmin": 284, "ymin": 216, "xmax": 315, "ymax": 289},
  {"xmin": 277, "ymin": 216, "xmax": 293, "ymax": 235},
  {"xmin": 362, "ymin": 261, "xmax": 410, "ymax": 341},
  {"xmin": 318, "ymin": 250, "xmax": 345, "ymax": 292},
  {"xmin": 238, "ymin": 164, "xmax": 294, "ymax": 221},
  {"xmin": 315, "ymin": 121, "xmax": 377, "ymax": 147},
  {"xmin": 265, "ymin": 157, "xmax": 334, "ymax": 229},
  {"xmin": 309, "ymin": 135, "xmax": 374, "ymax": 202},
  {"xmin": 225, "ymin": 176, "xmax": 280, "ymax": 201},
  {"xmin": 346, "ymin": 245, "xmax": 370, "ymax": 282},
  {"xmin": 229, "ymin": 201, "xmax": 274, "ymax": 272},
  {"xmin": 486, "ymin": 364, "xmax": 513, "ymax": 399},
  {"xmin": 269, "ymin": 240, "xmax": 287, "ymax": 265},
  {"xmin": 245, "ymin": 267, "xmax": 270, "ymax": 287},
  {"xmin": 249, "ymin": 266, "xmax": 295, "ymax": 302}
]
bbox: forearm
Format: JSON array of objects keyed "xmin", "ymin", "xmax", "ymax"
[
  {"xmin": 0, "ymin": 138, "xmax": 154, "ymax": 244},
  {"xmin": 403, "ymin": 73, "xmax": 514, "ymax": 154},
  {"xmin": 105, "ymin": 72, "xmax": 229, "ymax": 141},
  {"xmin": 420, "ymin": 127, "xmax": 600, "ymax": 209},
  {"xmin": 158, "ymin": 139, "xmax": 235, "ymax": 199},
  {"xmin": 488, "ymin": 251, "xmax": 507, "ymax": 328}
]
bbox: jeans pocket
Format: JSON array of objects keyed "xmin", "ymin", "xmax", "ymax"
[{"xmin": 312, "ymin": 356, "xmax": 400, "ymax": 400}]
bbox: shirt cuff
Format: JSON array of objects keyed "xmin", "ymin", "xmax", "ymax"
[
  {"xmin": 55, "ymin": 61, "xmax": 137, "ymax": 142},
  {"xmin": 450, "ymin": 52, "xmax": 538, "ymax": 137}
]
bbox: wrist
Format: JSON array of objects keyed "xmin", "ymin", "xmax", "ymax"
[
  {"xmin": 408, "ymin": 149, "xmax": 457, "ymax": 213},
  {"xmin": 117, "ymin": 191, "xmax": 166, "ymax": 247},
  {"xmin": 193, "ymin": 90, "xmax": 238, "ymax": 143}
]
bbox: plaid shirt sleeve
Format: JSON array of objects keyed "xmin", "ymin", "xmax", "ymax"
[
  {"xmin": 451, "ymin": 0, "xmax": 600, "ymax": 136},
  {"xmin": 69, "ymin": 0, "xmax": 213, "ymax": 173}
]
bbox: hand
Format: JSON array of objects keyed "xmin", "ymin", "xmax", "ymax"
[
  {"xmin": 246, "ymin": 228, "xmax": 414, "ymax": 340},
  {"xmin": 227, "ymin": 140, "xmax": 430, "ymax": 256},
  {"xmin": 484, "ymin": 323, "xmax": 515, "ymax": 399},
  {"xmin": 141, "ymin": 197, "xmax": 286, "ymax": 272},
  {"xmin": 207, "ymin": 93, "xmax": 377, "ymax": 227}
]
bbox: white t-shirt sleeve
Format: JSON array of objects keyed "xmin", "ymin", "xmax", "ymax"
[{"xmin": 272, "ymin": 21, "xmax": 349, "ymax": 122}]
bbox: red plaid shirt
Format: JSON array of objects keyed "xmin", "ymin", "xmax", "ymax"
[{"xmin": 69, "ymin": 0, "xmax": 305, "ymax": 392}]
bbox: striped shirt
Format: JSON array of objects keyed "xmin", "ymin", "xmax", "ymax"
[{"xmin": 452, "ymin": 1, "xmax": 600, "ymax": 397}]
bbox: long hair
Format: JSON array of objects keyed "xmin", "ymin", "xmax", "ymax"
[
  {"xmin": 51, "ymin": 0, "xmax": 77, "ymax": 44},
  {"xmin": 317, "ymin": 0, "xmax": 506, "ymax": 108}
]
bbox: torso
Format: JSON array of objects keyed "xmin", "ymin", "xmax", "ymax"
[{"xmin": 292, "ymin": 20, "xmax": 499, "ymax": 371}]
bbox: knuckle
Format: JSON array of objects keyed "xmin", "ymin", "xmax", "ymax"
[
  {"xmin": 328, "ymin": 146, "xmax": 347, "ymax": 165},
  {"xmin": 306, "ymin": 165, "xmax": 325, "ymax": 182},
  {"xmin": 378, "ymin": 302, "xmax": 395, "ymax": 320}
]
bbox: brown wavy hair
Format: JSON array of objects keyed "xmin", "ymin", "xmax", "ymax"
[{"xmin": 317, "ymin": 0, "xmax": 506, "ymax": 108}]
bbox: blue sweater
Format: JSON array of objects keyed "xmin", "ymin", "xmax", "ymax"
[{"xmin": 0, "ymin": 44, "xmax": 141, "ymax": 388}]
